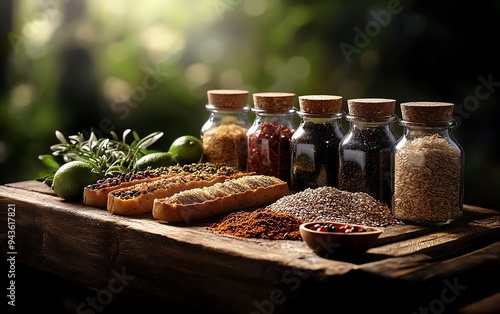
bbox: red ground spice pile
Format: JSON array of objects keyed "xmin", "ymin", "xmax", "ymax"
[{"xmin": 208, "ymin": 209, "xmax": 304, "ymax": 240}]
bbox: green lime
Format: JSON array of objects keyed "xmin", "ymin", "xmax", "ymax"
[
  {"xmin": 168, "ymin": 135, "xmax": 203, "ymax": 165},
  {"xmin": 135, "ymin": 152, "xmax": 179, "ymax": 170},
  {"xmin": 52, "ymin": 161, "xmax": 98, "ymax": 201}
]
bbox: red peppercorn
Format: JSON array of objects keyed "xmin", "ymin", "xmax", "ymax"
[{"xmin": 308, "ymin": 223, "xmax": 367, "ymax": 233}]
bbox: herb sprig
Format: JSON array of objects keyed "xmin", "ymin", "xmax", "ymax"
[{"xmin": 37, "ymin": 129, "xmax": 164, "ymax": 186}]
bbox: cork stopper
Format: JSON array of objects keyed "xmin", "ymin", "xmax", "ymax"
[
  {"xmin": 347, "ymin": 98, "xmax": 396, "ymax": 119},
  {"xmin": 401, "ymin": 102, "xmax": 454, "ymax": 123},
  {"xmin": 207, "ymin": 89, "xmax": 249, "ymax": 108},
  {"xmin": 298, "ymin": 95, "xmax": 343, "ymax": 114},
  {"xmin": 252, "ymin": 92, "xmax": 296, "ymax": 111}
]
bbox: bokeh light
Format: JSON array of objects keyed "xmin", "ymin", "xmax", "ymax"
[{"xmin": 0, "ymin": 0, "xmax": 499, "ymax": 210}]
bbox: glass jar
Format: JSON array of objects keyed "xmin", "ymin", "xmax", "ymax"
[
  {"xmin": 291, "ymin": 95, "xmax": 345, "ymax": 192},
  {"xmin": 338, "ymin": 98, "xmax": 398, "ymax": 205},
  {"xmin": 247, "ymin": 92, "xmax": 296, "ymax": 183},
  {"xmin": 392, "ymin": 102, "xmax": 464, "ymax": 226},
  {"xmin": 201, "ymin": 89, "xmax": 250, "ymax": 171}
]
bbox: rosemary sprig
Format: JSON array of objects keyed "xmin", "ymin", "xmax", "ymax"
[{"xmin": 36, "ymin": 129, "xmax": 164, "ymax": 186}]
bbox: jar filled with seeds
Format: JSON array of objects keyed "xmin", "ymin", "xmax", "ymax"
[
  {"xmin": 392, "ymin": 102, "xmax": 464, "ymax": 226},
  {"xmin": 247, "ymin": 92, "xmax": 296, "ymax": 183},
  {"xmin": 290, "ymin": 95, "xmax": 345, "ymax": 192},
  {"xmin": 201, "ymin": 89, "xmax": 250, "ymax": 171},
  {"xmin": 339, "ymin": 98, "xmax": 398, "ymax": 205}
]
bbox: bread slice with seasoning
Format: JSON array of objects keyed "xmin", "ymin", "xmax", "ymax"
[
  {"xmin": 84, "ymin": 170, "xmax": 176, "ymax": 207},
  {"xmin": 83, "ymin": 163, "xmax": 243, "ymax": 208},
  {"xmin": 107, "ymin": 171, "xmax": 252, "ymax": 215},
  {"xmin": 152, "ymin": 175, "xmax": 292, "ymax": 223}
]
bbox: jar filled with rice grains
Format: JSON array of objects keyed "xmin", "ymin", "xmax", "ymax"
[
  {"xmin": 339, "ymin": 98, "xmax": 398, "ymax": 206},
  {"xmin": 201, "ymin": 89, "xmax": 251, "ymax": 171},
  {"xmin": 290, "ymin": 95, "xmax": 344, "ymax": 192},
  {"xmin": 392, "ymin": 102, "xmax": 464, "ymax": 226},
  {"xmin": 247, "ymin": 92, "xmax": 296, "ymax": 183}
]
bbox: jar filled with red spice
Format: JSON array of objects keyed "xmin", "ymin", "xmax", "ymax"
[
  {"xmin": 247, "ymin": 92, "xmax": 296, "ymax": 183},
  {"xmin": 201, "ymin": 89, "xmax": 250, "ymax": 171}
]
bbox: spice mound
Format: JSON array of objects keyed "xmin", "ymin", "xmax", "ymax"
[
  {"xmin": 266, "ymin": 186, "xmax": 403, "ymax": 227},
  {"xmin": 208, "ymin": 209, "xmax": 304, "ymax": 240}
]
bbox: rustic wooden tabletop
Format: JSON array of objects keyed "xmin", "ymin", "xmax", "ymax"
[{"xmin": 1, "ymin": 181, "xmax": 499, "ymax": 313}]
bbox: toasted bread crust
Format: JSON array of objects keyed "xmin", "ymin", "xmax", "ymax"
[
  {"xmin": 84, "ymin": 174, "xmax": 174, "ymax": 207},
  {"xmin": 83, "ymin": 163, "xmax": 244, "ymax": 208},
  {"xmin": 107, "ymin": 172, "xmax": 251, "ymax": 215},
  {"xmin": 152, "ymin": 175, "xmax": 291, "ymax": 223}
]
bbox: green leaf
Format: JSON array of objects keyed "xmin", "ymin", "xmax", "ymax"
[
  {"xmin": 55, "ymin": 130, "xmax": 67, "ymax": 144},
  {"xmin": 38, "ymin": 154, "xmax": 61, "ymax": 171},
  {"xmin": 137, "ymin": 131, "xmax": 164, "ymax": 149},
  {"xmin": 35, "ymin": 172, "xmax": 54, "ymax": 186},
  {"xmin": 122, "ymin": 129, "xmax": 132, "ymax": 142},
  {"xmin": 37, "ymin": 129, "xmax": 167, "ymax": 181}
]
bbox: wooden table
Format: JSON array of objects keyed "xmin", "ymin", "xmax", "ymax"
[{"xmin": 1, "ymin": 181, "xmax": 500, "ymax": 313}]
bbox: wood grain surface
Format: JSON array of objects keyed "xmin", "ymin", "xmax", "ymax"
[{"xmin": 1, "ymin": 181, "xmax": 499, "ymax": 313}]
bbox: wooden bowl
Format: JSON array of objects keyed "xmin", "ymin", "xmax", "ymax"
[{"xmin": 299, "ymin": 221, "xmax": 383, "ymax": 258}]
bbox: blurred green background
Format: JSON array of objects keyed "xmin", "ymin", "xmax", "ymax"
[{"xmin": 0, "ymin": 0, "xmax": 499, "ymax": 210}]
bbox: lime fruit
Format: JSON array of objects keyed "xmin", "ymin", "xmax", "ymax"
[
  {"xmin": 52, "ymin": 160, "xmax": 98, "ymax": 201},
  {"xmin": 135, "ymin": 152, "xmax": 179, "ymax": 170},
  {"xmin": 168, "ymin": 135, "xmax": 203, "ymax": 165}
]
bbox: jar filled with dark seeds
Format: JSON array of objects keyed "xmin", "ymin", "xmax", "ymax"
[
  {"xmin": 338, "ymin": 98, "xmax": 398, "ymax": 205},
  {"xmin": 290, "ymin": 95, "xmax": 344, "ymax": 192},
  {"xmin": 247, "ymin": 92, "xmax": 296, "ymax": 183},
  {"xmin": 392, "ymin": 102, "xmax": 464, "ymax": 226}
]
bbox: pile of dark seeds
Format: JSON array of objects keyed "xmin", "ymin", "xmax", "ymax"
[{"xmin": 266, "ymin": 186, "xmax": 403, "ymax": 227}]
